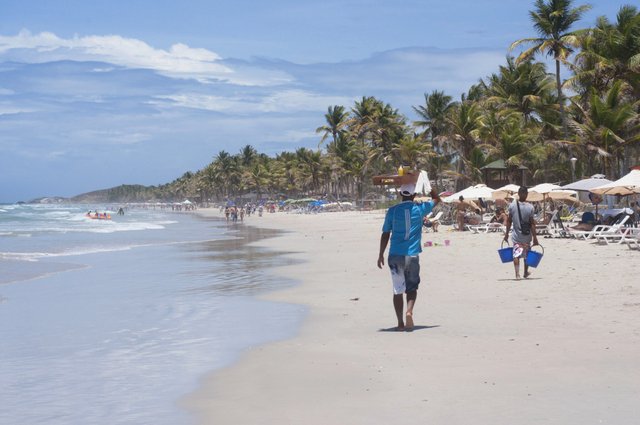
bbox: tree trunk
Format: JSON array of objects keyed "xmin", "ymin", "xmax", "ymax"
[{"xmin": 556, "ymin": 59, "xmax": 569, "ymax": 140}]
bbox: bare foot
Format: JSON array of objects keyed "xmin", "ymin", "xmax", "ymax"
[
  {"xmin": 396, "ymin": 325, "xmax": 405, "ymax": 332},
  {"xmin": 405, "ymin": 312, "xmax": 414, "ymax": 331},
  {"xmin": 524, "ymin": 271, "xmax": 532, "ymax": 278},
  {"xmin": 515, "ymin": 274, "xmax": 521, "ymax": 280}
]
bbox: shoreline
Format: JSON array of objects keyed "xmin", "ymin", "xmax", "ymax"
[
  {"xmin": 0, "ymin": 208, "xmax": 306, "ymax": 425},
  {"xmin": 186, "ymin": 208, "xmax": 640, "ymax": 425}
]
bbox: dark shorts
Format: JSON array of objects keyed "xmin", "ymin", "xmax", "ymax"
[{"xmin": 387, "ymin": 254, "xmax": 420, "ymax": 294}]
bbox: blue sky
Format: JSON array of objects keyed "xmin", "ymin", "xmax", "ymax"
[{"xmin": 0, "ymin": 0, "xmax": 623, "ymax": 202}]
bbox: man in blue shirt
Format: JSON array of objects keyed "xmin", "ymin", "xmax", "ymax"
[{"xmin": 377, "ymin": 182, "xmax": 441, "ymax": 331}]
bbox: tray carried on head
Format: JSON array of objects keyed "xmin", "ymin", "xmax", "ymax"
[{"xmin": 372, "ymin": 170, "xmax": 419, "ymax": 186}]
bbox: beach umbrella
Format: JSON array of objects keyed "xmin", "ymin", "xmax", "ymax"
[
  {"xmin": 528, "ymin": 183, "xmax": 563, "ymax": 217},
  {"xmin": 558, "ymin": 175, "xmax": 612, "ymax": 217},
  {"xmin": 443, "ymin": 184, "xmax": 494, "ymax": 203},
  {"xmin": 559, "ymin": 175, "xmax": 612, "ymax": 192},
  {"xmin": 590, "ymin": 170, "xmax": 640, "ymax": 196},
  {"xmin": 547, "ymin": 189, "xmax": 578, "ymax": 201},
  {"xmin": 491, "ymin": 184, "xmax": 520, "ymax": 200},
  {"xmin": 528, "ymin": 183, "xmax": 561, "ymax": 201}
]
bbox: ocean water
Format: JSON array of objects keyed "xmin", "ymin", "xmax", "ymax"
[{"xmin": 0, "ymin": 204, "xmax": 304, "ymax": 425}]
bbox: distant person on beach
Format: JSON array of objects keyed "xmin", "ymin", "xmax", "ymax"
[
  {"xmin": 456, "ymin": 196, "xmax": 479, "ymax": 231},
  {"xmin": 569, "ymin": 211, "xmax": 596, "ymax": 232},
  {"xmin": 490, "ymin": 207, "xmax": 508, "ymax": 226},
  {"xmin": 231, "ymin": 206, "xmax": 238, "ymax": 222},
  {"xmin": 377, "ymin": 182, "xmax": 441, "ymax": 331},
  {"xmin": 422, "ymin": 213, "xmax": 440, "ymax": 232},
  {"xmin": 503, "ymin": 186, "xmax": 539, "ymax": 280}
]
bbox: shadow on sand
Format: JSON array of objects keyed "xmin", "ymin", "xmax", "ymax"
[
  {"xmin": 496, "ymin": 277, "xmax": 542, "ymax": 282},
  {"xmin": 378, "ymin": 325, "xmax": 440, "ymax": 332}
]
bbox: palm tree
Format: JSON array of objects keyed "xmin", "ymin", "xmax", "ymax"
[
  {"xmin": 573, "ymin": 5, "xmax": 640, "ymax": 100},
  {"xmin": 239, "ymin": 145, "xmax": 258, "ymax": 167},
  {"xmin": 316, "ymin": 105, "xmax": 350, "ymax": 147},
  {"xmin": 412, "ymin": 90, "xmax": 455, "ymax": 150},
  {"xmin": 570, "ymin": 81, "xmax": 640, "ymax": 177},
  {"xmin": 444, "ymin": 98, "xmax": 483, "ymax": 189},
  {"xmin": 481, "ymin": 112, "xmax": 544, "ymax": 183},
  {"xmin": 294, "ymin": 148, "xmax": 324, "ymax": 194},
  {"xmin": 482, "ymin": 56, "xmax": 556, "ymax": 123},
  {"xmin": 242, "ymin": 161, "xmax": 271, "ymax": 200},
  {"xmin": 211, "ymin": 150, "xmax": 239, "ymax": 198},
  {"xmin": 325, "ymin": 133, "xmax": 357, "ymax": 199},
  {"xmin": 510, "ymin": 0, "xmax": 592, "ymax": 139},
  {"xmin": 392, "ymin": 133, "xmax": 434, "ymax": 171},
  {"xmin": 273, "ymin": 151, "xmax": 299, "ymax": 194}
]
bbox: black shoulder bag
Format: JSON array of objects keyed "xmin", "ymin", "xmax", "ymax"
[{"xmin": 516, "ymin": 201, "xmax": 531, "ymax": 235}]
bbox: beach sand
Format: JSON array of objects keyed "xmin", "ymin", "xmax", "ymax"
[{"xmin": 185, "ymin": 209, "xmax": 640, "ymax": 424}]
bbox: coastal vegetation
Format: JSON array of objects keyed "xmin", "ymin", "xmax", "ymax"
[{"xmin": 68, "ymin": 1, "xmax": 640, "ymax": 204}]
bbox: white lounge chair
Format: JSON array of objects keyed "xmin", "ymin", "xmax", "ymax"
[
  {"xmin": 626, "ymin": 233, "xmax": 640, "ymax": 250},
  {"xmin": 569, "ymin": 215, "xmax": 630, "ymax": 240},
  {"xmin": 467, "ymin": 222, "xmax": 505, "ymax": 233},
  {"xmin": 537, "ymin": 211, "xmax": 563, "ymax": 237},
  {"xmin": 596, "ymin": 226, "xmax": 640, "ymax": 245},
  {"xmin": 546, "ymin": 211, "xmax": 572, "ymax": 238}
]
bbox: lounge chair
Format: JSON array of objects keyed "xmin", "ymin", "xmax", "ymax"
[
  {"xmin": 466, "ymin": 222, "xmax": 505, "ymax": 233},
  {"xmin": 542, "ymin": 211, "xmax": 571, "ymax": 238},
  {"xmin": 571, "ymin": 214, "xmax": 630, "ymax": 241},
  {"xmin": 596, "ymin": 226, "xmax": 640, "ymax": 245},
  {"xmin": 626, "ymin": 233, "xmax": 640, "ymax": 250}
]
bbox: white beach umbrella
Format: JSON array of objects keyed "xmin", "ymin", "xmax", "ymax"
[
  {"xmin": 558, "ymin": 175, "xmax": 612, "ymax": 215},
  {"xmin": 491, "ymin": 184, "xmax": 520, "ymax": 200},
  {"xmin": 590, "ymin": 169, "xmax": 640, "ymax": 196},
  {"xmin": 559, "ymin": 175, "xmax": 613, "ymax": 192},
  {"xmin": 527, "ymin": 183, "xmax": 570, "ymax": 217},
  {"xmin": 527, "ymin": 183, "xmax": 561, "ymax": 202},
  {"xmin": 443, "ymin": 184, "xmax": 495, "ymax": 203}
]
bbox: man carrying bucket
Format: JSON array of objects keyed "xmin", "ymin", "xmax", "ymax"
[{"xmin": 503, "ymin": 186, "xmax": 539, "ymax": 280}]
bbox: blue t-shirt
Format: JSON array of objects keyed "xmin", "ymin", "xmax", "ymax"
[{"xmin": 382, "ymin": 200, "xmax": 435, "ymax": 256}]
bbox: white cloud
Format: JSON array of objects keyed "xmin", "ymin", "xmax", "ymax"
[
  {"xmin": 153, "ymin": 90, "xmax": 353, "ymax": 114},
  {"xmin": 281, "ymin": 128, "xmax": 318, "ymax": 143},
  {"xmin": 0, "ymin": 30, "xmax": 291, "ymax": 86},
  {"xmin": 68, "ymin": 129, "xmax": 152, "ymax": 145},
  {"xmin": 0, "ymin": 104, "xmax": 35, "ymax": 115},
  {"xmin": 90, "ymin": 67, "xmax": 115, "ymax": 73},
  {"xmin": 261, "ymin": 90, "xmax": 353, "ymax": 113}
]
